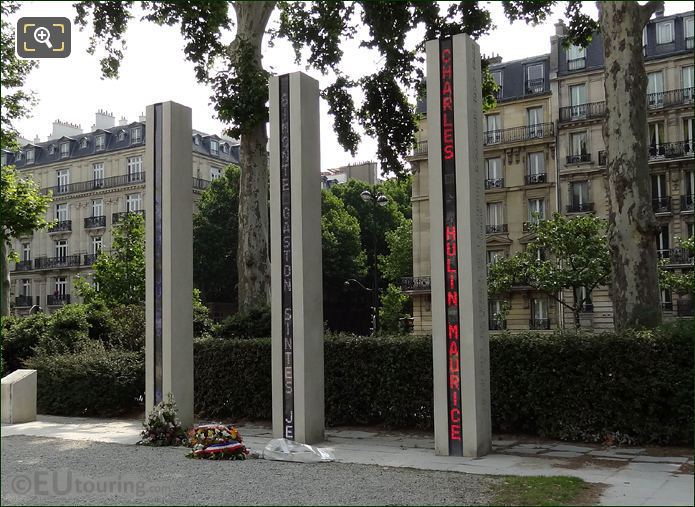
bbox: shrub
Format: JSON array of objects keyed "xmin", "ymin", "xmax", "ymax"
[
  {"xmin": 109, "ymin": 305, "xmax": 146, "ymax": 351},
  {"xmin": 25, "ymin": 345, "xmax": 144, "ymax": 417},
  {"xmin": 193, "ymin": 288, "xmax": 214, "ymax": 338},
  {"xmin": 1, "ymin": 313, "xmax": 50, "ymax": 373},
  {"xmin": 215, "ymin": 305, "xmax": 270, "ymax": 339},
  {"xmin": 378, "ymin": 284, "xmax": 410, "ymax": 334},
  {"xmin": 38, "ymin": 304, "xmax": 91, "ymax": 355},
  {"xmin": 139, "ymin": 393, "xmax": 188, "ymax": 446}
]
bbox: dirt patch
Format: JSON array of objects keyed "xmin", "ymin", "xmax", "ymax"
[
  {"xmin": 570, "ymin": 482, "xmax": 608, "ymax": 506},
  {"xmin": 642, "ymin": 446, "xmax": 693, "ymax": 458},
  {"xmin": 552, "ymin": 455, "xmax": 629, "ymax": 471},
  {"xmin": 677, "ymin": 462, "xmax": 694, "ymax": 475}
]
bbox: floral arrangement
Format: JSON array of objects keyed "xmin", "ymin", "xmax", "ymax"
[
  {"xmin": 138, "ymin": 393, "xmax": 188, "ymax": 446},
  {"xmin": 186, "ymin": 424, "xmax": 250, "ymax": 460}
]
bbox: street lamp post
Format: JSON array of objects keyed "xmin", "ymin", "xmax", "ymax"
[{"xmin": 359, "ymin": 188, "xmax": 388, "ymax": 335}]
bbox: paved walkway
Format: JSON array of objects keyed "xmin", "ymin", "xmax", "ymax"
[{"xmin": 2, "ymin": 416, "xmax": 693, "ymax": 506}]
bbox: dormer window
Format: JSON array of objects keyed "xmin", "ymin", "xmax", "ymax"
[
  {"xmin": 48, "ymin": 144, "xmax": 56, "ymax": 155},
  {"xmin": 131, "ymin": 127, "xmax": 142, "ymax": 144},
  {"xmin": 656, "ymin": 20, "xmax": 674, "ymax": 45},
  {"xmin": 194, "ymin": 136, "xmax": 201, "ymax": 146},
  {"xmin": 118, "ymin": 130, "xmax": 126, "ymax": 141},
  {"xmin": 80, "ymin": 138, "xmax": 88, "ymax": 149},
  {"xmin": 16, "ymin": 151, "xmax": 22, "ymax": 160},
  {"xmin": 60, "ymin": 142, "xmax": 70, "ymax": 158},
  {"xmin": 25, "ymin": 148, "xmax": 34, "ymax": 164},
  {"xmin": 221, "ymin": 143, "xmax": 229, "ymax": 154},
  {"xmin": 210, "ymin": 139, "xmax": 219, "ymax": 156},
  {"xmin": 95, "ymin": 134, "xmax": 105, "ymax": 151}
]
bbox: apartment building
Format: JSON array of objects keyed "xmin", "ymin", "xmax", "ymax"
[
  {"xmin": 406, "ymin": 9, "xmax": 694, "ymax": 334},
  {"xmin": 4, "ymin": 110, "xmax": 239, "ymax": 314},
  {"xmin": 321, "ymin": 161, "xmax": 378, "ymax": 188}
]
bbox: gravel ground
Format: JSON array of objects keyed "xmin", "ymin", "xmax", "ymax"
[{"xmin": 1, "ymin": 436, "xmax": 497, "ymax": 505}]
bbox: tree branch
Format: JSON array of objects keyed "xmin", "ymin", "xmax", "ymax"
[{"xmin": 640, "ymin": 1, "xmax": 664, "ymax": 25}]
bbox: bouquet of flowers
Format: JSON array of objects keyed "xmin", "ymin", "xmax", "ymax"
[
  {"xmin": 186, "ymin": 424, "xmax": 250, "ymax": 460},
  {"xmin": 138, "ymin": 393, "xmax": 188, "ymax": 446}
]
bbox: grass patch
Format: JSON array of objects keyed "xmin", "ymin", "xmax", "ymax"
[{"xmin": 494, "ymin": 476, "xmax": 594, "ymax": 506}]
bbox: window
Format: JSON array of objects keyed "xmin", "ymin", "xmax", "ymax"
[
  {"xmin": 532, "ymin": 297, "xmax": 548, "ymax": 321},
  {"xmin": 487, "ymin": 202, "xmax": 504, "ymax": 226},
  {"xmin": 526, "ymin": 63, "xmax": 544, "ymax": 93},
  {"xmin": 1, "ymin": 153, "xmax": 6, "ymax": 166},
  {"xmin": 651, "ymin": 174, "xmax": 667, "ymax": 199},
  {"xmin": 210, "ymin": 166, "xmax": 222, "ymax": 180},
  {"xmin": 648, "ymin": 122, "xmax": 665, "ymax": 157},
  {"xmin": 686, "ymin": 222, "xmax": 694, "ymax": 239},
  {"xmin": 576, "ymin": 286, "xmax": 593, "ymax": 312},
  {"xmin": 683, "ymin": 66, "xmax": 694, "ymax": 100},
  {"xmin": 683, "ymin": 118, "xmax": 694, "ymax": 151},
  {"xmin": 25, "ymin": 148, "xmax": 34, "ymax": 164},
  {"xmin": 54, "ymin": 240, "xmax": 68, "ymax": 259},
  {"xmin": 118, "ymin": 130, "xmax": 126, "ymax": 141},
  {"xmin": 221, "ymin": 143, "xmax": 229, "ymax": 154},
  {"xmin": 21, "ymin": 279, "xmax": 31, "ymax": 297},
  {"xmin": 485, "ymin": 157, "xmax": 503, "ymax": 187},
  {"xmin": 657, "ymin": 225, "xmax": 670, "ymax": 259},
  {"xmin": 528, "ymin": 152, "xmax": 545, "ymax": 178},
  {"xmin": 60, "ymin": 142, "xmax": 70, "ymax": 158},
  {"xmin": 492, "ymin": 70, "xmax": 502, "ymax": 97},
  {"xmin": 193, "ymin": 136, "xmax": 201, "ymax": 146},
  {"xmin": 642, "ymin": 26, "xmax": 648, "ymax": 49},
  {"xmin": 126, "ymin": 193, "xmax": 142, "ymax": 212},
  {"xmin": 489, "ymin": 300, "xmax": 506, "ymax": 328},
  {"xmin": 55, "ymin": 203, "xmax": 68, "ymax": 222},
  {"xmin": 656, "ymin": 20, "xmax": 673, "ymax": 44},
  {"xmin": 686, "ymin": 17, "xmax": 694, "ymax": 49},
  {"xmin": 485, "ymin": 114, "xmax": 501, "ymax": 144},
  {"xmin": 92, "ymin": 236, "xmax": 102, "ymax": 254},
  {"xmin": 57, "ymin": 169, "xmax": 69, "ymax": 193},
  {"xmin": 127, "ymin": 156, "xmax": 143, "ymax": 182},
  {"xmin": 210, "ymin": 139, "xmax": 219, "ymax": 156},
  {"xmin": 569, "ymin": 131, "xmax": 588, "ymax": 161},
  {"xmin": 569, "ymin": 84, "xmax": 587, "ymax": 119},
  {"xmin": 22, "ymin": 243, "xmax": 31, "ymax": 261},
  {"xmin": 661, "ymin": 288, "xmax": 673, "ymax": 310},
  {"xmin": 80, "ymin": 138, "xmax": 88, "ymax": 149},
  {"xmin": 527, "ymin": 107, "xmax": 543, "ymax": 137},
  {"xmin": 567, "ymin": 44, "xmax": 586, "ymax": 70},
  {"xmin": 48, "ymin": 144, "xmax": 56, "ymax": 155},
  {"xmin": 528, "ymin": 198, "xmax": 545, "ymax": 223},
  {"xmin": 15, "ymin": 151, "xmax": 21, "ymax": 161},
  {"xmin": 487, "ymin": 250, "xmax": 505, "ymax": 267},
  {"xmin": 92, "ymin": 199, "xmax": 103, "ymax": 217},
  {"xmin": 93, "ymin": 163, "xmax": 104, "ymax": 185},
  {"xmin": 55, "ymin": 277, "xmax": 67, "ymax": 296},
  {"xmin": 571, "ymin": 181, "xmax": 590, "ymax": 207},
  {"xmin": 95, "ymin": 134, "xmax": 105, "ymax": 151},
  {"xmin": 131, "ymin": 127, "xmax": 142, "ymax": 144},
  {"xmin": 647, "ymin": 72, "xmax": 664, "ymax": 107},
  {"xmin": 684, "ymin": 170, "xmax": 694, "ymax": 197}
]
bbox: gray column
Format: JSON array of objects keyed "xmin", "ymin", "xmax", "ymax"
[
  {"xmin": 269, "ymin": 72, "xmax": 324, "ymax": 444},
  {"xmin": 144, "ymin": 101, "xmax": 194, "ymax": 428},
  {"xmin": 426, "ymin": 34, "xmax": 491, "ymax": 457}
]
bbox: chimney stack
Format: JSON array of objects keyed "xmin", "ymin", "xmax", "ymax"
[
  {"xmin": 119, "ymin": 116, "xmax": 128, "ymax": 126},
  {"xmin": 93, "ymin": 109, "xmax": 116, "ymax": 130}
]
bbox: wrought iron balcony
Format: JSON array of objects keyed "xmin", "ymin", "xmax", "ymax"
[
  {"xmin": 83, "ymin": 253, "xmax": 100, "ymax": 266},
  {"xmin": 525, "ymin": 78, "xmax": 545, "ymax": 95},
  {"xmin": 567, "ymin": 57, "xmax": 586, "ymax": 71},
  {"xmin": 677, "ymin": 299, "xmax": 693, "ymax": 317},
  {"xmin": 529, "ymin": 318, "xmax": 551, "ymax": 330},
  {"xmin": 661, "ymin": 301, "xmax": 673, "ymax": 311},
  {"xmin": 657, "ymin": 248, "xmax": 670, "ymax": 260},
  {"xmin": 42, "ymin": 173, "xmax": 145, "ymax": 196},
  {"xmin": 559, "ymin": 101, "xmax": 606, "ymax": 123},
  {"xmin": 47, "ymin": 294, "xmax": 70, "ymax": 306},
  {"xmin": 669, "ymin": 247, "xmax": 694, "ymax": 265},
  {"xmin": 483, "ymin": 122, "xmax": 554, "ymax": 146},
  {"xmin": 525, "ymin": 173, "xmax": 547, "ymax": 185},
  {"xmin": 485, "ymin": 178, "xmax": 504, "ymax": 189},
  {"xmin": 522, "ymin": 220, "xmax": 545, "ymax": 232},
  {"xmin": 400, "ymin": 276, "xmax": 431, "ymax": 294},
  {"xmin": 410, "ymin": 140, "xmax": 428, "ymax": 157},
  {"xmin": 566, "ymin": 153, "xmax": 591, "ymax": 164},
  {"xmin": 84, "ymin": 215, "xmax": 106, "ymax": 229},
  {"xmin": 48, "ymin": 220, "xmax": 72, "ymax": 233},
  {"xmin": 652, "ymin": 196, "xmax": 671, "ymax": 213},
  {"xmin": 648, "ymin": 140, "xmax": 693, "ymax": 161},
  {"xmin": 566, "ymin": 202, "xmax": 594, "ymax": 213},
  {"xmin": 14, "ymin": 295, "xmax": 33, "ymax": 307},
  {"xmin": 34, "ymin": 255, "xmax": 81, "ymax": 270},
  {"xmin": 112, "ymin": 210, "xmax": 145, "ymax": 224},
  {"xmin": 193, "ymin": 177, "xmax": 211, "ymax": 190},
  {"xmin": 681, "ymin": 194, "xmax": 694, "ymax": 212},
  {"xmin": 13, "ymin": 260, "xmax": 33, "ymax": 271},
  {"xmin": 489, "ymin": 319, "xmax": 507, "ymax": 331},
  {"xmin": 486, "ymin": 224, "xmax": 508, "ymax": 234},
  {"xmin": 647, "ymin": 87, "xmax": 694, "ymax": 109}
]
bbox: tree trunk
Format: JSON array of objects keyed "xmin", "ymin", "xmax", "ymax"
[
  {"xmin": 599, "ymin": 1, "xmax": 663, "ymax": 329},
  {"xmin": 233, "ymin": 1, "xmax": 275, "ymax": 311},
  {"xmin": 1, "ymin": 238, "xmax": 11, "ymax": 317}
]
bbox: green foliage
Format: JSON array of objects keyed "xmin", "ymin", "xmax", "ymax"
[
  {"xmin": 139, "ymin": 393, "xmax": 188, "ymax": 446},
  {"xmin": 494, "ymin": 476, "xmax": 589, "ymax": 507},
  {"xmin": 37, "ymin": 304, "xmax": 91, "ymax": 355},
  {"xmin": 193, "ymin": 288, "xmax": 214, "ymax": 338},
  {"xmin": 77, "ymin": 212, "xmax": 145, "ymax": 306},
  {"xmin": 659, "ymin": 236, "xmax": 694, "ymax": 294},
  {"xmin": 0, "ymin": 165, "xmax": 52, "ymax": 243},
  {"xmin": 1, "ymin": 313, "xmax": 49, "ymax": 372},
  {"xmin": 380, "ymin": 175, "xmax": 412, "ymax": 220},
  {"xmin": 379, "ymin": 219, "xmax": 413, "ymax": 283},
  {"xmin": 25, "ymin": 346, "xmax": 145, "ymax": 417},
  {"xmin": 378, "ymin": 284, "xmax": 410, "ymax": 334},
  {"xmin": 215, "ymin": 306, "xmax": 271, "ymax": 339},
  {"xmin": 193, "ymin": 165, "xmax": 240, "ymax": 305},
  {"xmin": 107, "ymin": 304, "xmax": 145, "ymax": 351}
]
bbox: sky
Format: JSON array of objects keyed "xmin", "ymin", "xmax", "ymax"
[{"xmin": 9, "ymin": 1, "xmax": 694, "ymax": 172}]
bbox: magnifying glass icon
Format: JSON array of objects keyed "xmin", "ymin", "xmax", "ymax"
[{"xmin": 34, "ymin": 27, "xmax": 52, "ymax": 49}]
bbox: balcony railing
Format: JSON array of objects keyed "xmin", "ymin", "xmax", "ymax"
[
  {"xmin": 525, "ymin": 173, "xmax": 547, "ymax": 185},
  {"xmin": 486, "ymin": 224, "xmax": 508, "ymax": 234},
  {"xmin": 48, "ymin": 220, "xmax": 72, "ymax": 233},
  {"xmin": 84, "ymin": 215, "xmax": 107, "ymax": 229},
  {"xmin": 34, "ymin": 255, "xmax": 81, "ymax": 270},
  {"xmin": 681, "ymin": 194, "xmax": 694, "ymax": 212},
  {"xmin": 193, "ymin": 177, "xmax": 212, "ymax": 190},
  {"xmin": 112, "ymin": 210, "xmax": 145, "ymax": 224},
  {"xmin": 525, "ymin": 78, "xmax": 545, "ymax": 95},
  {"xmin": 400, "ymin": 276, "xmax": 431, "ymax": 293},
  {"xmin": 529, "ymin": 318, "xmax": 551, "ymax": 330},
  {"xmin": 522, "ymin": 220, "xmax": 546, "ymax": 232},
  {"xmin": 677, "ymin": 299, "xmax": 693, "ymax": 317},
  {"xmin": 42, "ymin": 173, "xmax": 145, "ymax": 196},
  {"xmin": 661, "ymin": 301, "xmax": 673, "ymax": 311},
  {"xmin": 648, "ymin": 140, "xmax": 693, "ymax": 160},
  {"xmin": 483, "ymin": 122, "xmax": 554, "ymax": 146},
  {"xmin": 559, "ymin": 101, "xmax": 606, "ymax": 123},
  {"xmin": 489, "ymin": 320, "xmax": 507, "ymax": 331},
  {"xmin": 411, "ymin": 140, "xmax": 428, "ymax": 157},
  {"xmin": 83, "ymin": 253, "xmax": 100, "ymax": 266},
  {"xmin": 15, "ymin": 295, "xmax": 33, "ymax": 307},
  {"xmin": 669, "ymin": 247, "xmax": 694, "ymax": 265},
  {"xmin": 485, "ymin": 178, "xmax": 504, "ymax": 189},
  {"xmin": 14, "ymin": 260, "xmax": 33, "ymax": 271},
  {"xmin": 566, "ymin": 202, "xmax": 594, "ymax": 213},
  {"xmin": 652, "ymin": 196, "xmax": 671, "ymax": 213},
  {"xmin": 647, "ymin": 87, "xmax": 694, "ymax": 109},
  {"xmin": 566, "ymin": 153, "xmax": 591, "ymax": 164},
  {"xmin": 47, "ymin": 294, "xmax": 70, "ymax": 306},
  {"xmin": 598, "ymin": 150, "xmax": 607, "ymax": 166},
  {"xmin": 567, "ymin": 57, "xmax": 586, "ymax": 71}
]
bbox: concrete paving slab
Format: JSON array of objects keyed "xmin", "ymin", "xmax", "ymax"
[
  {"xmin": 611, "ymin": 448, "xmax": 646, "ymax": 455},
  {"xmin": 633, "ymin": 455, "xmax": 689, "ymax": 464},
  {"xmin": 544, "ymin": 451, "xmax": 585, "ymax": 458},
  {"xmin": 551, "ymin": 444, "xmax": 595, "ymax": 453}
]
